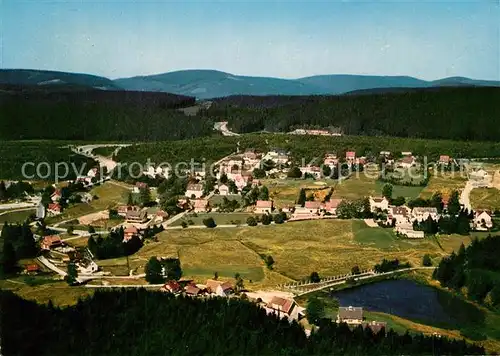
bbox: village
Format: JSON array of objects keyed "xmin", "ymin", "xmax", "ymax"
[{"xmin": 2, "ymin": 143, "xmax": 499, "ymax": 337}]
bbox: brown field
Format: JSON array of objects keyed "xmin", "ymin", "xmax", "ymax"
[
  {"xmin": 470, "ymin": 187, "xmax": 500, "ymax": 210},
  {"xmin": 419, "ymin": 172, "xmax": 467, "ymax": 199}
]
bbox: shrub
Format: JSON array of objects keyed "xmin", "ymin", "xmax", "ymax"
[
  {"xmin": 202, "ymin": 217, "xmax": 216, "ymax": 228},
  {"xmin": 261, "ymin": 214, "xmax": 272, "ymax": 225},
  {"xmin": 181, "ymin": 221, "xmax": 188, "ymax": 228},
  {"xmin": 246, "ymin": 216, "xmax": 258, "ymax": 226},
  {"xmin": 422, "ymin": 254, "xmax": 433, "ymax": 266}
]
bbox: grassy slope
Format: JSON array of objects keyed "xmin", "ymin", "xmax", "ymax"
[{"xmin": 0, "ymin": 209, "xmax": 35, "ymax": 224}]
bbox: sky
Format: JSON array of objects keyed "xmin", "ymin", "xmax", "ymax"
[{"xmin": 1, "ymin": 0, "xmax": 499, "ymax": 80}]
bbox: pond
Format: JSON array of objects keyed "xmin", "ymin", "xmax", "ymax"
[{"xmin": 331, "ymin": 279, "xmax": 485, "ymax": 330}]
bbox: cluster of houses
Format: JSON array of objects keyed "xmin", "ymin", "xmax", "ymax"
[
  {"xmin": 370, "ymin": 196, "xmax": 494, "ymax": 237},
  {"xmin": 159, "ymin": 278, "xmax": 235, "ymax": 297},
  {"xmin": 76, "ymin": 167, "xmax": 100, "ymax": 186},
  {"xmin": 289, "ymin": 128, "xmax": 342, "ymax": 136},
  {"xmin": 39, "ymin": 235, "xmax": 99, "ymax": 274}
]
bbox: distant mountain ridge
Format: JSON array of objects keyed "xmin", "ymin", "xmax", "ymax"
[
  {"xmin": 1, "ymin": 68, "xmax": 499, "ymax": 98},
  {"xmin": 115, "ymin": 70, "xmax": 500, "ymax": 99}
]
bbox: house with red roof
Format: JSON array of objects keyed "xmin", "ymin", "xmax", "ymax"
[
  {"xmin": 123, "ymin": 226, "xmax": 139, "ymax": 242},
  {"xmin": 41, "ymin": 235, "xmax": 63, "ymax": 250},
  {"xmin": 255, "ymin": 200, "xmax": 273, "ymax": 214},
  {"xmin": 345, "ymin": 151, "xmax": 356, "ymax": 162},
  {"xmin": 324, "ymin": 199, "xmax": 343, "ymax": 215},
  {"xmin": 205, "ymin": 279, "xmax": 234, "ymax": 296},
  {"xmin": 160, "ymin": 280, "xmax": 183, "ymax": 294},
  {"xmin": 47, "ymin": 203, "xmax": 62, "ymax": 216},
  {"xmin": 193, "ymin": 199, "xmax": 210, "ymax": 213},
  {"xmin": 51, "ymin": 189, "xmax": 62, "ymax": 202},
  {"xmin": 439, "ymin": 155, "xmax": 451, "ymax": 164},
  {"xmin": 268, "ymin": 296, "xmax": 296, "ymax": 316}
]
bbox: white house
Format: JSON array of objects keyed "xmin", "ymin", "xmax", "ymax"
[
  {"xmin": 293, "ymin": 201, "xmax": 322, "ymax": 218},
  {"xmin": 411, "ymin": 207, "xmax": 439, "ymax": 222},
  {"xmin": 324, "ymin": 153, "xmax": 338, "ymax": 167},
  {"xmin": 398, "ymin": 155, "xmax": 415, "ymax": 168},
  {"xmin": 185, "ymin": 183, "xmax": 203, "ymax": 199},
  {"xmin": 36, "ymin": 203, "xmax": 46, "ymax": 219},
  {"xmin": 299, "ymin": 165, "xmax": 322, "ymax": 179},
  {"xmin": 218, "ymin": 184, "xmax": 230, "ymax": 196},
  {"xmin": 337, "ymin": 306, "xmax": 363, "ymax": 325},
  {"xmin": 473, "ymin": 210, "xmax": 493, "ymax": 230},
  {"xmin": 77, "ymin": 260, "xmax": 99, "ymax": 274},
  {"xmin": 255, "ymin": 200, "xmax": 273, "ymax": 214},
  {"xmin": 369, "ymin": 196, "xmax": 389, "ymax": 212},
  {"xmin": 264, "ymin": 148, "xmax": 289, "ymax": 165}
]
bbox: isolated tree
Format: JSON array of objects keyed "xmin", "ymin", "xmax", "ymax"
[
  {"xmin": 145, "ymin": 257, "xmax": 164, "ymax": 284},
  {"xmin": 306, "ymin": 296, "xmax": 325, "ymax": 325},
  {"xmin": 65, "ymin": 262, "xmax": 78, "ymax": 285},
  {"xmin": 382, "ymin": 183, "xmax": 393, "ymax": 200},
  {"xmin": 430, "ymin": 192, "xmax": 444, "ymax": 213},
  {"xmin": 234, "ymin": 273, "xmax": 244, "ymax": 292},
  {"xmin": 297, "ymin": 188, "xmax": 307, "ymax": 207},
  {"xmin": 322, "ymin": 165, "xmax": 332, "ymax": 178},
  {"xmin": 66, "ymin": 226, "xmax": 74, "ymax": 235},
  {"xmin": 246, "ymin": 216, "xmax": 258, "ymax": 226},
  {"xmin": 127, "ymin": 193, "xmax": 134, "ymax": 206},
  {"xmin": 422, "ymin": 254, "xmax": 432, "ymax": 266},
  {"xmin": 310, "ymin": 271, "xmax": 320, "ymax": 283},
  {"xmin": 259, "ymin": 186, "xmax": 269, "ymax": 200},
  {"xmin": 88, "ymin": 225, "xmax": 96, "ymax": 234},
  {"xmin": 203, "ymin": 217, "xmax": 216, "ymax": 228},
  {"xmin": 391, "ymin": 196, "xmax": 405, "ymax": 206},
  {"xmin": 214, "ymin": 271, "xmax": 219, "ymax": 280},
  {"xmin": 265, "ymin": 255, "xmax": 275, "ymax": 269},
  {"xmin": 448, "ymin": 190, "xmax": 461, "ymax": 216},
  {"xmin": 287, "ymin": 166, "xmax": 302, "ymax": 178},
  {"xmin": 181, "ymin": 221, "xmax": 188, "ymax": 228},
  {"xmin": 273, "ymin": 212, "xmax": 286, "ymax": 224},
  {"xmin": 139, "ymin": 187, "xmax": 152, "ymax": 206},
  {"xmin": 162, "ymin": 258, "xmax": 182, "ymax": 281},
  {"xmin": 219, "ymin": 173, "xmax": 228, "ymax": 184},
  {"xmin": 253, "ymin": 168, "xmax": 266, "ymax": 179},
  {"xmin": 351, "ymin": 265, "xmax": 361, "ymax": 275},
  {"xmin": 261, "ymin": 214, "xmax": 272, "ymax": 225}
]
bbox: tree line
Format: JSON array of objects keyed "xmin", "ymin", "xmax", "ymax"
[
  {"xmin": 0, "ymin": 289, "xmax": 485, "ymax": 355},
  {"xmin": 0, "ymin": 222, "xmax": 38, "ymax": 275},
  {"xmin": 434, "ymin": 235, "xmax": 500, "ymax": 309}
]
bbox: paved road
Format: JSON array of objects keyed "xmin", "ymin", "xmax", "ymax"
[
  {"xmin": 460, "ymin": 181, "xmax": 473, "ymax": 212},
  {"xmin": 0, "ymin": 202, "xmax": 37, "ymax": 211},
  {"xmin": 214, "ymin": 122, "xmax": 240, "ymax": 136}
]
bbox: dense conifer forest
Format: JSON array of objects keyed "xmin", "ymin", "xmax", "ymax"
[
  {"xmin": 115, "ymin": 133, "xmax": 500, "ymax": 168},
  {"xmin": 434, "ymin": 235, "xmax": 500, "ymax": 309},
  {"xmin": 0, "ymin": 289, "xmax": 485, "ymax": 355},
  {"xmin": 207, "ymin": 87, "xmax": 500, "ymax": 141},
  {"xmin": 1, "ymin": 85, "xmax": 498, "ymax": 142},
  {"xmin": 0, "ymin": 85, "xmax": 211, "ymax": 141}
]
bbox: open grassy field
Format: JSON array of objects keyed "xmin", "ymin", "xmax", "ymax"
[
  {"xmin": 262, "ymin": 178, "xmax": 331, "ymax": 207},
  {"xmin": 0, "ymin": 277, "xmax": 94, "ymax": 306},
  {"xmin": 172, "ymin": 212, "xmax": 256, "ymax": 226},
  {"xmin": 208, "ymin": 194, "xmax": 243, "ymax": 205},
  {"xmin": 419, "ymin": 172, "xmax": 467, "ymax": 199},
  {"xmin": 470, "ymin": 187, "xmax": 500, "ymax": 210},
  {"xmin": 0, "ymin": 209, "xmax": 35, "ymax": 224},
  {"xmin": 46, "ymin": 182, "xmax": 130, "ymax": 224},
  {"xmin": 97, "ymin": 219, "xmax": 463, "ymax": 286}
]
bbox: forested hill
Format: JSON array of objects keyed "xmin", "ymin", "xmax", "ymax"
[
  {"xmin": 206, "ymin": 87, "xmax": 500, "ymax": 141},
  {"xmin": 0, "ymin": 69, "xmax": 120, "ymax": 90},
  {"xmin": 1, "ymin": 289, "xmax": 484, "ymax": 355},
  {"xmin": 0, "ymin": 85, "xmax": 212, "ymax": 141}
]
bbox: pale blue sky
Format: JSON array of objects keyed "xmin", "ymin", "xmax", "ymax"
[{"xmin": 1, "ymin": 0, "xmax": 499, "ymax": 80}]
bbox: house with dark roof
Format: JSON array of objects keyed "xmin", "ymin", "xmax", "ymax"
[
  {"xmin": 337, "ymin": 306, "xmax": 364, "ymax": 325},
  {"xmin": 125, "ymin": 210, "xmax": 147, "ymax": 224},
  {"xmin": 160, "ymin": 280, "xmax": 183, "ymax": 294},
  {"xmin": 362, "ymin": 321, "xmax": 387, "ymax": 334},
  {"xmin": 185, "ymin": 284, "xmax": 201, "ymax": 296}
]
